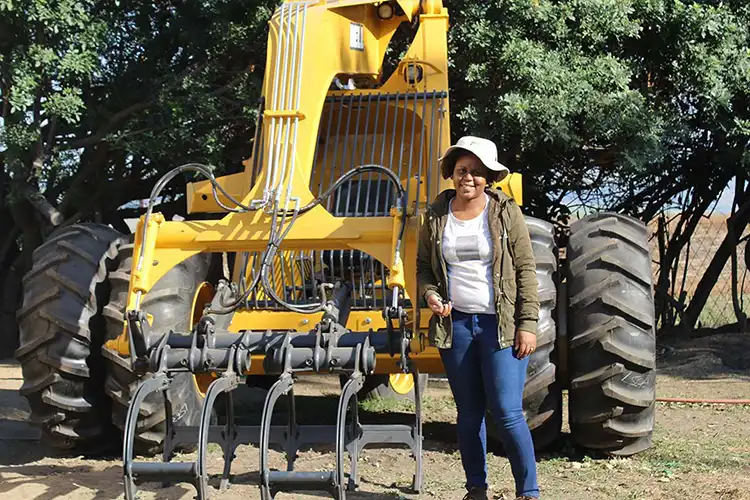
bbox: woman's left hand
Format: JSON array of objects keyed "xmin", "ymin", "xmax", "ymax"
[{"xmin": 514, "ymin": 330, "xmax": 537, "ymax": 359}]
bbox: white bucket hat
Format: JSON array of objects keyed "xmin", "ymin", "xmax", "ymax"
[{"xmin": 438, "ymin": 136, "xmax": 510, "ymax": 181}]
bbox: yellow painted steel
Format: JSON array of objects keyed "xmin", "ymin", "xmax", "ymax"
[
  {"xmin": 494, "ymin": 172, "xmax": 524, "ymax": 206},
  {"xmin": 389, "ymin": 373, "xmax": 416, "ymax": 395},
  {"xmin": 110, "ymin": 1, "xmax": 523, "ymax": 379}
]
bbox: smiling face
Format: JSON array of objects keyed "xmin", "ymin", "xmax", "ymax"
[{"xmin": 451, "ymin": 152, "xmax": 491, "ymax": 202}]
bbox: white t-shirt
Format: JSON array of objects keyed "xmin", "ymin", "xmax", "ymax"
[{"xmin": 441, "ymin": 194, "xmax": 495, "ymax": 314}]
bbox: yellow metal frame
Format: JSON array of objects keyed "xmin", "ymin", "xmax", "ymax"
[{"xmin": 106, "ymin": 0, "xmax": 522, "ymax": 377}]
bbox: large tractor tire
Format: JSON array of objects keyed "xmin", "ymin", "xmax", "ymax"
[
  {"xmin": 487, "ymin": 217, "xmax": 562, "ymax": 451},
  {"xmin": 15, "ymin": 223, "xmax": 121, "ymax": 450},
  {"xmin": 102, "ymin": 239, "xmax": 211, "ymax": 455},
  {"xmin": 566, "ymin": 212, "xmax": 656, "ymax": 456}
]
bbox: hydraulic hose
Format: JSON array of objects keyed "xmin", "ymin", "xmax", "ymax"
[{"xmin": 138, "ymin": 162, "xmax": 408, "ymax": 315}]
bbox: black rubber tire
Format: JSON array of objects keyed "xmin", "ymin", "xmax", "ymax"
[
  {"xmin": 102, "ymin": 238, "xmax": 211, "ymax": 456},
  {"xmin": 487, "ymin": 217, "xmax": 562, "ymax": 451},
  {"xmin": 356, "ymin": 373, "xmax": 429, "ymax": 402},
  {"xmin": 566, "ymin": 212, "xmax": 656, "ymax": 456},
  {"xmin": 15, "ymin": 223, "xmax": 121, "ymax": 450}
]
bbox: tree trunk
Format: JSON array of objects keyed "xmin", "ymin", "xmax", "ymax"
[{"xmin": 0, "ymin": 252, "xmax": 24, "ymax": 359}]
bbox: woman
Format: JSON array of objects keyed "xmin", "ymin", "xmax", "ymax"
[{"xmin": 416, "ymin": 136, "xmax": 541, "ymax": 500}]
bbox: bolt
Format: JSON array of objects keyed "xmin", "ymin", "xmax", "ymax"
[
  {"xmin": 363, "ymin": 317, "xmax": 371, "ymax": 325},
  {"xmin": 153, "ymin": 260, "xmax": 159, "ymax": 266},
  {"xmin": 300, "ymin": 319, "xmax": 309, "ymax": 326}
]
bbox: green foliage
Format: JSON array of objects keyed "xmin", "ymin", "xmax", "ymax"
[
  {"xmin": 1, "ymin": 0, "xmax": 748, "ymax": 231},
  {"xmin": 445, "ymin": 0, "xmax": 750, "ymax": 221},
  {"xmin": 1, "ymin": 0, "xmax": 276, "ymax": 221}
]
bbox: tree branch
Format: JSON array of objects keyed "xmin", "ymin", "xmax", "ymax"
[
  {"xmin": 62, "ymin": 101, "xmax": 153, "ymax": 150},
  {"xmin": 14, "ymin": 181, "xmax": 64, "ymax": 226}
]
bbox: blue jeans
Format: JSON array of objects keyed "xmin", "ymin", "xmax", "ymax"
[{"xmin": 439, "ymin": 310, "xmax": 539, "ymax": 498}]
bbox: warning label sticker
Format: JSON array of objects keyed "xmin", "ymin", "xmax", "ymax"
[{"xmin": 350, "ymin": 22, "xmax": 364, "ymax": 51}]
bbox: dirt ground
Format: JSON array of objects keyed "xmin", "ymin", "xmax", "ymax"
[{"xmin": 2, "ymin": 333, "xmax": 750, "ymax": 500}]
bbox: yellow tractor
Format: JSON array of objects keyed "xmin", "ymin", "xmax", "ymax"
[{"xmin": 15, "ymin": 1, "xmax": 657, "ymax": 498}]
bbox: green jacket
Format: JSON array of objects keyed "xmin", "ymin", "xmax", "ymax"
[{"xmin": 416, "ymin": 187, "xmax": 540, "ymax": 349}]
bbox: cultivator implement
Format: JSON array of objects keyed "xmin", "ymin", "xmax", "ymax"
[{"xmin": 122, "ymin": 281, "xmax": 423, "ymax": 499}]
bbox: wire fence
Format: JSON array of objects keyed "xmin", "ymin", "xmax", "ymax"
[{"xmin": 649, "ymin": 211, "xmax": 750, "ymax": 332}]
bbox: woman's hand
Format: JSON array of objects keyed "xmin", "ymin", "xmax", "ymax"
[
  {"xmin": 427, "ymin": 294, "xmax": 452, "ymax": 317},
  {"xmin": 514, "ymin": 330, "xmax": 536, "ymax": 359}
]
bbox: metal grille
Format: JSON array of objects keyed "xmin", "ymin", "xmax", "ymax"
[{"xmin": 243, "ymin": 90, "xmax": 447, "ymax": 311}]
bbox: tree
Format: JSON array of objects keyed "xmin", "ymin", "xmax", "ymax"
[
  {"xmin": 445, "ymin": 0, "xmax": 749, "ymax": 224},
  {"xmin": 0, "ymin": 0, "xmax": 277, "ymax": 356}
]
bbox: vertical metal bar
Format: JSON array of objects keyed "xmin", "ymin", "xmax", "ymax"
[
  {"xmin": 405, "ymin": 90, "xmax": 420, "ymax": 212},
  {"xmin": 379, "ymin": 260, "xmax": 387, "ymax": 311},
  {"xmin": 327, "ymin": 95, "xmax": 347, "ymax": 212},
  {"xmin": 338, "ymin": 248, "xmax": 345, "ymax": 303},
  {"xmin": 385, "ymin": 92, "xmax": 400, "ymax": 212},
  {"xmin": 334, "ymin": 93, "xmax": 355, "ymax": 216},
  {"xmin": 415, "ymin": 91, "xmax": 428, "ymax": 216},
  {"xmin": 355, "ymin": 93, "xmax": 374, "ymax": 217},
  {"xmin": 359, "ymin": 256, "xmax": 367, "ymax": 309},
  {"xmin": 252, "ymin": 253, "xmax": 260, "ymax": 309},
  {"xmin": 344, "ymin": 92, "xmax": 364, "ymax": 216},
  {"xmin": 396, "ymin": 92, "xmax": 409, "ymax": 202},
  {"xmin": 436, "ymin": 96, "xmax": 445, "ymax": 193},
  {"xmin": 348, "ymin": 250, "xmax": 356, "ymax": 310},
  {"xmin": 367, "ymin": 249, "xmax": 376, "ymax": 310},
  {"xmin": 317, "ymin": 98, "xmax": 335, "ymax": 198},
  {"xmin": 307, "ymin": 250, "xmax": 316, "ymax": 306},
  {"xmin": 295, "ymin": 250, "xmax": 306, "ymax": 305},
  {"xmin": 426, "ymin": 92, "xmax": 437, "ymax": 204},
  {"xmin": 374, "ymin": 93, "xmax": 392, "ymax": 216},
  {"xmin": 279, "ymin": 248, "xmax": 289, "ymax": 305},
  {"xmin": 364, "ymin": 93, "xmax": 382, "ymax": 217},
  {"xmin": 328, "ymin": 250, "xmax": 336, "ymax": 294},
  {"xmin": 288, "ymin": 250, "xmax": 298, "ymax": 305}
]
